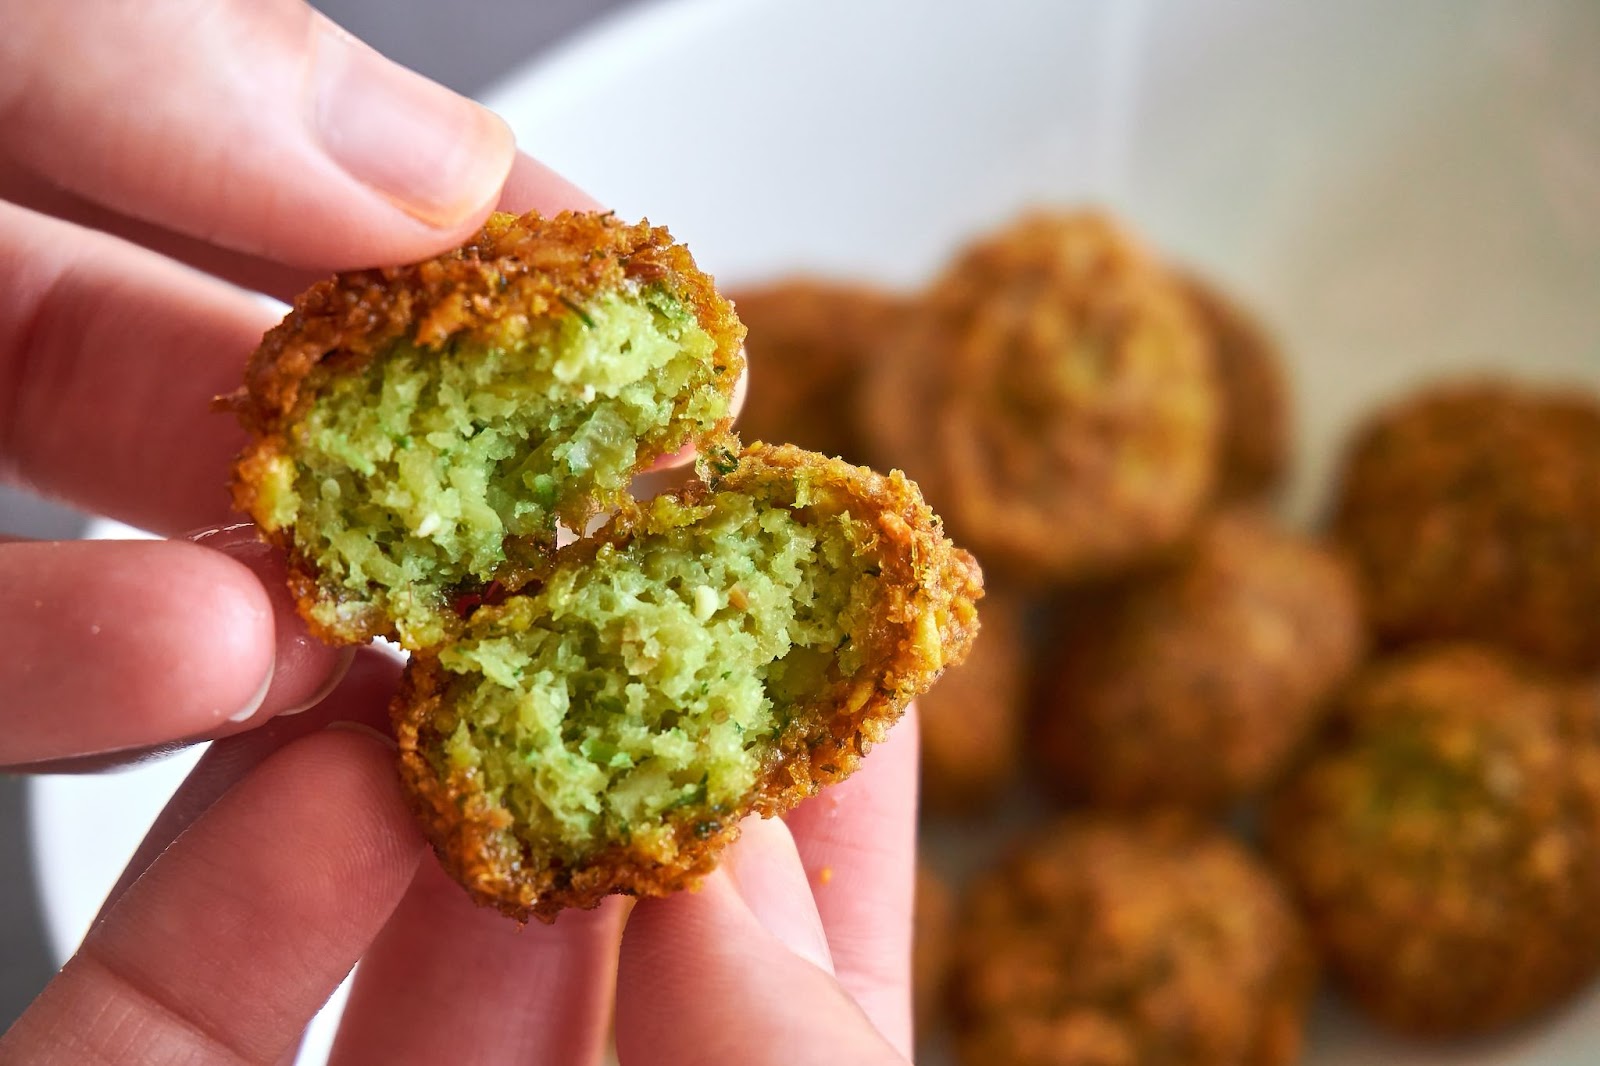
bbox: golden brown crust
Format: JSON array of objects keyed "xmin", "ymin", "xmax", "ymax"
[
  {"xmin": 393, "ymin": 442, "xmax": 983, "ymax": 922},
  {"xmin": 1267, "ymin": 645, "xmax": 1600, "ymax": 1036},
  {"xmin": 731, "ymin": 279, "xmax": 907, "ymax": 463},
  {"xmin": 1177, "ymin": 272, "xmax": 1292, "ymax": 501},
  {"xmin": 952, "ymin": 815, "xmax": 1316, "ymax": 1066},
  {"xmin": 226, "ymin": 210, "xmax": 745, "ymax": 647},
  {"xmin": 918, "ymin": 591, "xmax": 1029, "ymax": 814},
  {"xmin": 1332, "ymin": 380, "xmax": 1600, "ymax": 670},
  {"xmin": 860, "ymin": 210, "xmax": 1220, "ymax": 582},
  {"xmin": 1034, "ymin": 511, "xmax": 1363, "ymax": 810}
]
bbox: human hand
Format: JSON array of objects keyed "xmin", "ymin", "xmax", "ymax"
[
  {"xmin": 3, "ymin": 650, "xmax": 917, "ymax": 1064},
  {"xmin": 0, "ymin": 0, "xmax": 606, "ymax": 769}
]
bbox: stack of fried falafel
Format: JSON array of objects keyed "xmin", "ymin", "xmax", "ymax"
[{"xmin": 732, "ymin": 210, "xmax": 1600, "ymax": 1064}]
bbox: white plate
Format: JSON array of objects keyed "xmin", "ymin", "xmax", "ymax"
[{"xmin": 29, "ymin": 1, "xmax": 1600, "ymax": 1063}]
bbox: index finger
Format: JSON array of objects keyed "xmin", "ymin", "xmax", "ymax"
[{"xmin": 781, "ymin": 706, "xmax": 920, "ymax": 1058}]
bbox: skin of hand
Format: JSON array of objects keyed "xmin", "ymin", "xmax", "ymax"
[{"xmin": 0, "ymin": 1, "xmax": 914, "ymax": 1062}]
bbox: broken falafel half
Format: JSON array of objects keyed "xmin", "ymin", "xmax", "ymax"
[
  {"xmin": 228, "ymin": 210, "xmax": 745, "ymax": 649},
  {"xmin": 393, "ymin": 443, "xmax": 982, "ymax": 921}
]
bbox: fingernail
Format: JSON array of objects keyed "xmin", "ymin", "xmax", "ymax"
[
  {"xmin": 277, "ymin": 645, "xmax": 357, "ymax": 716},
  {"xmin": 324, "ymin": 720, "xmax": 398, "ymax": 750},
  {"xmin": 310, "ymin": 21, "xmax": 515, "ymax": 228},
  {"xmin": 228, "ymin": 650, "xmax": 276, "ymax": 722},
  {"xmin": 724, "ymin": 818, "xmax": 835, "ymax": 973},
  {"xmin": 191, "ymin": 524, "xmax": 357, "ymax": 719}
]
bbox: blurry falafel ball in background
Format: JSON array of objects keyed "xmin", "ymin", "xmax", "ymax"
[
  {"xmin": 1033, "ymin": 510, "xmax": 1363, "ymax": 811},
  {"xmin": 952, "ymin": 814, "xmax": 1316, "ymax": 1066},
  {"xmin": 860, "ymin": 210, "xmax": 1221, "ymax": 584},
  {"xmin": 1332, "ymin": 380, "xmax": 1600, "ymax": 671},
  {"xmin": 1268, "ymin": 644, "xmax": 1600, "ymax": 1035}
]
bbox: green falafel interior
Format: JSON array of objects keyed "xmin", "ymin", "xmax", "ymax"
[
  {"xmin": 432, "ymin": 486, "xmax": 879, "ymax": 860},
  {"xmin": 255, "ymin": 284, "xmax": 728, "ymax": 647},
  {"xmin": 398, "ymin": 446, "xmax": 980, "ymax": 919}
]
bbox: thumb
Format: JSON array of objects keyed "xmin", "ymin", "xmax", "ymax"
[
  {"xmin": 0, "ymin": 0, "xmax": 515, "ymax": 268},
  {"xmin": 616, "ymin": 817, "xmax": 909, "ymax": 1066}
]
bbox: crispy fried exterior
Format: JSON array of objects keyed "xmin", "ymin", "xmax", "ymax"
[
  {"xmin": 1034, "ymin": 511, "xmax": 1363, "ymax": 810},
  {"xmin": 732, "ymin": 279, "xmax": 907, "ymax": 463},
  {"xmin": 860, "ymin": 210, "xmax": 1220, "ymax": 581},
  {"xmin": 393, "ymin": 443, "xmax": 983, "ymax": 921},
  {"xmin": 228, "ymin": 210, "xmax": 744, "ymax": 646},
  {"xmin": 1267, "ymin": 645, "xmax": 1600, "ymax": 1035},
  {"xmin": 952, "ymin": 815, "xmax": 1315, "ymax": 1066},
  {"xmin": 919, "ymin": 591, "xmax": 1029, "ymax": 814},
  {"xmin": 1332, "ymin": 381, "xmax": 1600, "ymax": 670},
  {"xmin": 914, "ymin": 861, "xmax": 956, "ymax": 1040},
  {"xmin": 1178, "ymin": 273, "xmax": 1292, "ymax": 501}
]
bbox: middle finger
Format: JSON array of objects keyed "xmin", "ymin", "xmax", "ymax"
[{"xmin": 0, "ymin": 200, "xmax": 272, "ymax": 534}]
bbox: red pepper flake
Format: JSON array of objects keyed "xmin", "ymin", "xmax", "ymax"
[{"xmin": 452, "ymin": 579, "xmax": 509, "ymax": 619}]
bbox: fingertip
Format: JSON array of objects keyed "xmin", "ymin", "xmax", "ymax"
[
  {"xmin": 308, "ymin": 15, "xmax": 518, "ymax": 235},
  {"xmin": 189, "ymin": 524, "xmax": 354, "ymax": 722},
  {"xmin": 168, "ymin": 540, "xmax": 280, "ymax": 716},
  {"xmin": 723, "ymin": 817, "xmax": 835, "ymax": 974},
  {"xmin": 495, "ymin": 151, "xmax": 605, "ymax": 215}
]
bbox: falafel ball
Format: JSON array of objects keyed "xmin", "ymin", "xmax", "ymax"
[
  {"xmin": 394, "ymin": 443, "xmax": 983, "ymax": 921},
  {"xmin": 1267, "ymin": 645, "xmax": 1600, "ymax": 1035},
  {"xmin": 731, "ymin": 279, "xmax": 906, "ymax": 463},
  {"xmin": 1178, "ymin": 272, "xmax": 1292, "ymax": 501},
  {"xmin": 919, "ymin": 591, "xmax": 1029, "ymax": 814},
  {"xmin": 229, "ymin": 210, "xmax": 744, "ymax": 649},
  {"xmin": 860, "ymin": 210, "xmax": 1220, "ymax": 581},
  {"xmin": 914, "ymin": 861, "xmax": 956, "ymax": 1039},
  {"xmin": 1035, "ymin": 511, "xmax": 1363, "ymax": 810},
  {"xmin": 1332, "ymin": 381, "xmax": 1600, "ymax": 670},
  {"xmin": 952, "ymin": 815, "xmax": 1315, "ymax": 1066}
]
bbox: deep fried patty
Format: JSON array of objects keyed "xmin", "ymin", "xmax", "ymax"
[
  {"xmin": 1178, "ymin": 272, "xmax": 1292, "ymax": 501},
  {"xmin": 914, "ymin": 861, "xmax": 956, "ymax": 1039},
  {"xmin": 918, "ymin": 591, "xmax": 1029, "ymax": 814},
  {"xmin": 1267, "ymin": 645, "xmax": 1600, "ymax": 1035},
  {"xmin": 731, "ymin": 279, "xmax": 906, "ymax": 464},
  {"xmin": 228, "ymin": 210, "xmax": 744, "ymax": 649},
  {"xmin": 952, "ymin": 814, "xmax": 1315, "ymax": 1066},
  {"xmin": 1332, "ymin": 380, "xmax": 1600, "ymax": 670},
  {"xmin": 1035, "ymin": 510, "xmax": 1362, "ymax": 810},
  {"xmin": 393, "ymin": 444, "xmax": 982, "ymax": 921},
  {"xmin": 860, "ymin": 210, "xmax": 1220, "ymax": 582}
]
